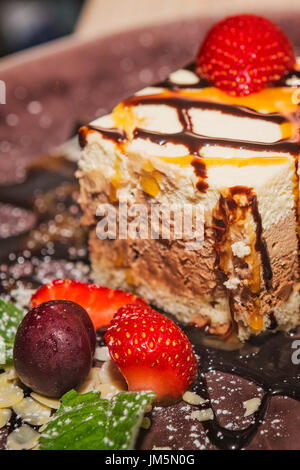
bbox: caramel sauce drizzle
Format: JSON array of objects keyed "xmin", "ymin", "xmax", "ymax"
[{"xmin": 213, "ymin": 186, "xmax": 272, "ymax": 296}]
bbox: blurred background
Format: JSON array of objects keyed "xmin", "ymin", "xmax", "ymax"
[
  {"xmin": 0, "ymin": 0, "xmax": 299, "ymax": 57},
  {"xmin": 0, "ymin": 0, "xmax": 84, "ymax": 56}
]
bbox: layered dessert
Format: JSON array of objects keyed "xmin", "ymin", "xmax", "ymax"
[{"xmin": 78, "ymin": 15, "xmax": 300, "ymax": 340}]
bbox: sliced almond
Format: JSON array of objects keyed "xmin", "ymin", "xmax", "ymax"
[
  {"xmin": 99, "ymin": 359, "xmax": 126, "ymax": 385},
  {"xmin": 7, "ymin": 424, "xmax": 40, "ymax": 450},
  {"xmin": 32, "ymin": 444, "xmax": 40, "ymax": 451},
  {"xmin": 243, "ymin": 397, "xmax": 261, "ymax": 417},
  {"xmin": 87, "ymin": 367, "xmax": 102, "ymax": 384},
  {"xmin": 191, "ymin": 408, "xmax": 214, "ymax": 422},
  {"xmin": 96, "ymin": 380, "xmax": 126, "ymax": 399},
  {"xmin": 38, "ymin": 423, "xmax": 48, "ymax": 433},
  {"xmin": 77, "ymin": 379, "xmax": 97, "ymax": 394},
  {"xmin": 0, "ymin": 377, "xmax": 23, "ymax": 408},
  {"xmin": 0, "ymin": 408, "xmax": 12, "ymax": 428},
  {"xmin": 3, "ymin": 366, "xmax": 18, "ymax": 381},
  {"xmin": 94, "ymin": 346, "xmax": 110, "ymax": 362},
  {"xmin": 30, "ymin": 393, "xmax": 60, "ymax": 410},
  {"xmin": 77, "ymin": 367, "xmax": 102, "ymax": 394},
  {"xmin": 13, "ymin": 397, "xmax": 51, "ymax": 426},
  {"xmin": 183, "ymin": 391, "xmax": 207, "ymax": 406}
]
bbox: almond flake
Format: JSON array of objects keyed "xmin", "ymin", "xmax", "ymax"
[
  {"xmin": 99, "ymin": 359, "xmax": 126, "ymax": 385},
  {"xmin": 183, "ymin": 391, "xmax": 207, "ymax": 406},
  {"xmin": 0, "ymin": 376, "xmax": 23, "ymax": 408},
  {"xmin": 38, "ymin": 423, "xmax": 48, "ymax": 433},
  {"xmin": 7, "ymin": 424, "xmax": 40, "ymax": 450},
  {"xmin": 3, "ymin": 366, "xmax": 17, "ymax": 381},
  {"xmin": 96, "ymin": 381, "xmax": 126, "ymax": 399},
  {"xmin": 78, "ymin": 367, "xmax": 102, "ymax": 394},
  {"xmin": 13, "ymin": 397, "xmax": 51, "ymax": 426},
  {"xmin": 191, "ymin": 408, "xmax": 214, "ymax": 422},
  {"xmin": 30, "ymin": 393, "xmax": 60, "ymax": 410},
  {"xmin": 32, "ymin": 444, "xmax": 40, "ymax": 450},
  {"xmin": 77, "ymin": 379, "xmax": 97, "ymax": 394},
  {"xmin": 243, "ymin": 397, "xmax": 261, "ymax": 417},
  {"xmin": 94, "ymin": 346, "xmax": 110, "ymax": 362},
  {"xmin": 0, "ymin": 408, "xmax": 12, "ymax": 428}
]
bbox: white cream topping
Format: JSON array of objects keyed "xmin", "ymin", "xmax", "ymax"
[
  {"xmin": 91, "ymin": 114, "xmax": 115, "ymax": 128},
  {"xmin": 133, "ymin": 104, "xmax": 183, "ymax": 133},
  {"xmin": 189, "ymin": 108, "xmax": 283, "ymax": 143},
  {"xmin": 286, "ymin": 76, "xmax": 300, "ymax": 87},
  {"xmin": 168, "ymin": 69, "xmax": 200, "ymax": 85},
  {"xmin": 135, "ymin": 86, "xmax": 164, "ymax": 96}
]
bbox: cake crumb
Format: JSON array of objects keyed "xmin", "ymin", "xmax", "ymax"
[{"xmin": 231, "ymin": 241, "xmax": 251, "ymax": 258}]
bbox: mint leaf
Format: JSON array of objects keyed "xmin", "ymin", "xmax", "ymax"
[
  {"xmin": 0, "ymin": 298, "xmax": 24, "ymax": 365},
  {"xmin": 40, "ymin": 389, "xmax": 154, "ymax": 450}
]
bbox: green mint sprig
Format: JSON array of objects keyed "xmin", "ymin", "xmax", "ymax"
[{"xmin": 40, "ymin": 389, "xmax": 154, "ymax": 450}]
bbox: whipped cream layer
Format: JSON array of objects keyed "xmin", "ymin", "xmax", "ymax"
[{"xmin": 78, "ymin": 60, "xmax": 300, "ymax": 339}]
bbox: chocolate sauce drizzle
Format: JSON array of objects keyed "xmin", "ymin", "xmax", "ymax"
[
  {"xmin": 125, "ymin": 93, "xmax": 289, "ymax": 124},
  {"xmin": 133, "ymin": 127, "xmax": 300, "ymax": 155},
  {"xmin": 79, "ymin": 125, "xmax": 127, "ymax": 148},
  {"xmin": 82, "ymin": 63, "xmax": 300, "ymax": 167}
]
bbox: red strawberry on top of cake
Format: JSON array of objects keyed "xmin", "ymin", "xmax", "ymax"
[{"xmin": 196, "ymin": 14, "xmax": 295, "ymax": 96}]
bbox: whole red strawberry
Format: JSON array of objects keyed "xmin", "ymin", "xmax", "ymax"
[
  {"xmin": 105, "ymin": 304, "xmax": 197, "ymax": 403},
  {"xmin": 196, "ymin": 14, "xmax": 295, "ymax": 96}
]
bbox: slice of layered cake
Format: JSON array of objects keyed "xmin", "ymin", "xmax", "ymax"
[{"xmin": 77, "ymin": 14, "xmax": 300, "ymax": 340}]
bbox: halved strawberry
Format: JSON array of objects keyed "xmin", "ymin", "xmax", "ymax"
[
  {"xmin": 31, "ymin": 279, "xmax": 147, "ymax": 330},
  {"xmin": 105, "ymin": 304, "xmax": 198, "ymax": 403}
]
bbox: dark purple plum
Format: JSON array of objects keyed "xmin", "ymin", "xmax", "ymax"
[{"xmin": 13, "ymin": 300, "xmax": 96, "ymax": 398}]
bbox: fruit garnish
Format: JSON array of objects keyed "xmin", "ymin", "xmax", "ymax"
[
  {"xmin": 0, "ymin": 298, "xmax": 25, "ymax": 365},
  {"xmin": 196, "ymin": 14, "xmax": 295, "ymax": 96},
  {"xmin": 13, "ymin": 300, "xmax": 96, "ymax": 398},
  {"xmin": 31, "ymin": 279, "xmax": 147, "ymax": 330},
  {"xmin": 105, "ymin": 304, "xmax": 198, "ymax": 403},
  {"xmin": 40, "ymin": 389, "xmax": 154, "ymax": 450}
]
